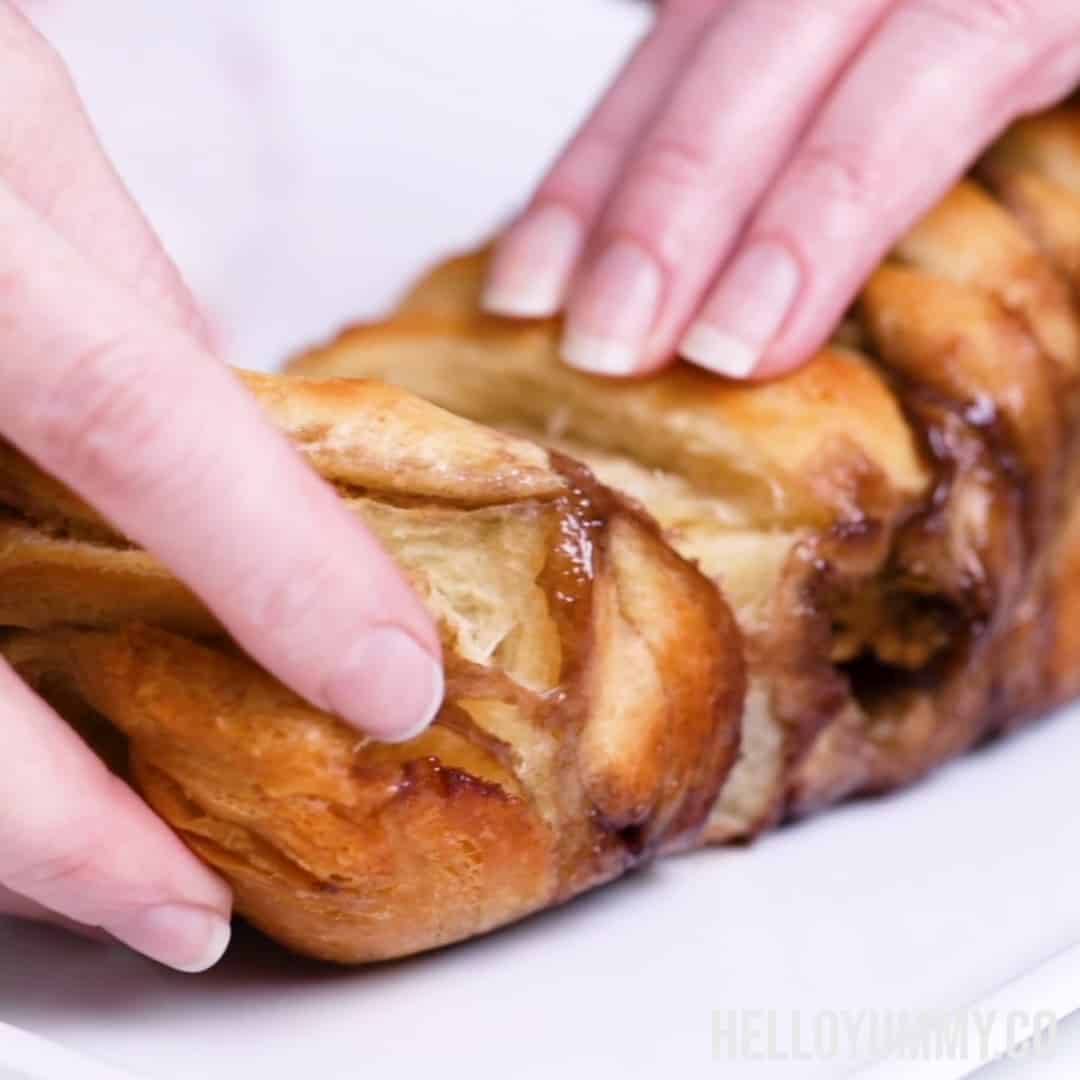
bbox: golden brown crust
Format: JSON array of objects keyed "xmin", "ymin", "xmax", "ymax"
[
  {"xmin": 6, "ymin": 628, "xmax": 561, "ymax": 963},
  {"xmin": 292, "ymin": 104, "xmax": 1080, "ymax": 843},
  {"xmin": 239, "ymin": 372, "xmax": 567, "ymax": 506},
  {"xmin": 295, "ymin": 322, "xmax": 930, "ymax": 530},
  {"xmin": 0, "ymin": 519, "xmax": 210, "ymax": 634},
  {"xmin": 0, "ymin": 380, "xmax": 742, "ymax": 964},
  {"xmin": 6, "ymin": 104, "xmax": 1080, "ymax": 965}
]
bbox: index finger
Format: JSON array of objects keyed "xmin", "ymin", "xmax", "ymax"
[{"xmin": 0, "ymin": 184, "xmax": 443, "ymax": 742}]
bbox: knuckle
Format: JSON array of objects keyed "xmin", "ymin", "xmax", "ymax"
[
  {"xmin": 579, "ymin": 121, "xmax": 633, "ymax": 163},
  {"xmin": 2, "ymin": 821, "xmax": 104, "ymax": 899},
  {"xmin": 601, "ymin": 135, "xmax": 717, "ymax": 258},
  {"xmin": 540, "ymin": 121, "xmax": 631, "ymax": 205},
  {"xmin": 911, "ymin": 0, "xmax": 1038, "ymax": 38},
  {"xmin": 36, "ymin": 335, "xmax": 176, "ymax": 504},
  {"xmin": 631, "ymin": 134, "xmax": 713, "ymax": 199},
  {"xmin": 789, "ymin": 141, "xmax": 878, "ymax": 208}
]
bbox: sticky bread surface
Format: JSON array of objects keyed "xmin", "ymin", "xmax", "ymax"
[
  {"xmin": 290, "ymin": 104, "xmax": 1080, "ymax": 841},
  {"xmin": 0, "ymin": 376, "xmax": 743, "ymax": 963},
  {"xmin": 6, "ymin": 103, "xmax": 1080, "ymax": 964}
]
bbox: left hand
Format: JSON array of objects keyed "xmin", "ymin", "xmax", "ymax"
[{"xmin": 482, "ymin": 0, "xmax": 1080, "ymax": 379}]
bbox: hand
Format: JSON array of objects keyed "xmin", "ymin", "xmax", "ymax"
[
  {"xmin": 0, "ymin": 5, "xmax": 442, "ymax": 971},
  {"xmin": 483, "ymin": 0, "xmax": 1080, "ymax": 378}
]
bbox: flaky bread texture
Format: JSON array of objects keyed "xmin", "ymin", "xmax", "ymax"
[
  {"xmin": 0, "ymin": 375, "xmax": 742, "ymax": 963},
  {"xmin": 292, "ymin": 104, "xmax": 1080, "ymax": 841},
  {"xmin": 6, "ymin": 104, "xmax": 1080, "ymax": 966}
]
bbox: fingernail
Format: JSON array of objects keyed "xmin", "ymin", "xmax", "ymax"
[
  {"xmin": 325, "ymin": 628, "xmax": 444, "ymax": 742},
  {"xmin": 482, "ymin": 205, "xmax": 583, "ymax": 318},
  {"xmin": 110, "ymin": 904, "xmax": 231, "ymax": 974},
  {"xmin": 562, "ymin": 240, "xmax": 663, "ymax": 375},
  {"xmin": 680, "ymin": 241, "xmax": 801, "ymax": 378}
]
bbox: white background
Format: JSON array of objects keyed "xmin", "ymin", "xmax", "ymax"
[{"xmin": 2, "ymin": 2, "xmax": 1080, "ymax": 1077}]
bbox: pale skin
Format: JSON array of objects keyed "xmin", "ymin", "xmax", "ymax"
[
  {"xmin": 485, "ymin": 0, "xmax": 1080, "ymax": 379},
  {"xmin": 0, "ymin": 6, "xmax": 443, "ymax": 972},
  {"xmin": 2, "ymin": 0, "xmax": 1079, "ymax": 973}
]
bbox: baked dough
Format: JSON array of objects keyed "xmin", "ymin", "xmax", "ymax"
[
  {"xmin": 291, "ymin": 103, "xmax": 1080, "ymax": 839},
  {"xmin": 0, "ymin": 376, "xmax": 742, "ymax": 963},
  {"xmin": 4, "ymin": 103, "xmax": 1080, "ymax": 964}
]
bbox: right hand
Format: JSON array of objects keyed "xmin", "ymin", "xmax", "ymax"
[
  {"xmin": 0, "ymin": 4, "xmax": 442, "ymax": 972},
  {"xmin": 485, "ymin": 0, "xmax": 1080, "ymax": 380}
]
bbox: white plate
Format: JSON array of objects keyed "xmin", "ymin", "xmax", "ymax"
[
  {"xmin": 2, "ymin": 2, "xmax": 1079, "ymax": 1077},
  {"xmin": 4, "ymin": 700, "xmax": 1080, "ymax": 1080}
]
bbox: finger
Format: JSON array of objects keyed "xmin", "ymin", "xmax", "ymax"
[
  {"xmin": 681, "ymin": 0, "xmax": 1080, "ymax": 379},
  {"xmin": 482, "ymin": 0, "xmax": 720, "ymax": 319},
  {"xmin": 0, "ymin": 660, "xmax": 231, "ymax": 971},
  {"xmin": 0, "ymin": 185, "xmax": 443, "ymax": 742},
  {"xmin": 0, "ymin": 3, "xmax": 209, "ymax": 343},
  {"xmin": 557, "ymin": 0, "xmax": 896, "ymax": 376},
  {"xmin": 0, "ymin": 884, "xmax": 115, "ymax": 944}
]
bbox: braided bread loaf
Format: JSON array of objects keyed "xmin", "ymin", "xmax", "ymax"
[
  {"xmin": 291, "ymin": 103, "xmax": 1080, "ymax": 842},
  {"xmin": 0, "ymin": 377, "xmax": 741, "ymax": 962},
  {"xmin": 2, "ymin": 104, "xmax": 1080, "ymax": 964}
]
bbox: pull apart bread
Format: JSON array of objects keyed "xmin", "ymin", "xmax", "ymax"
[
  {"xmin": 290, "ymin": 103, "xmax": 1080, "ymax": 840},
  {"xmin": 0, "ymin": 376, "xmax": 742, "ymax": 963},
  {"xmin": 2, "ymin": 105, "xmax": 1080, "ymax": 966}
]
